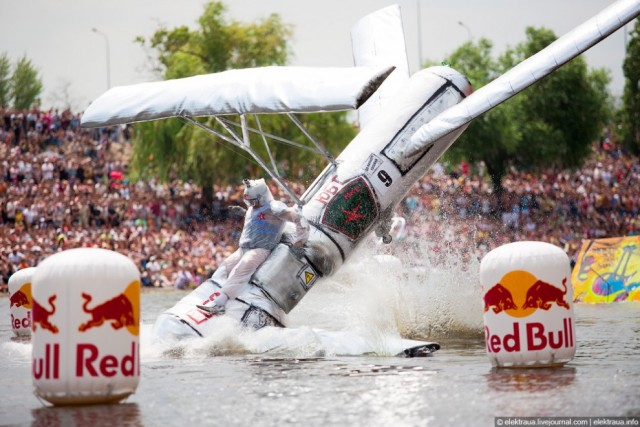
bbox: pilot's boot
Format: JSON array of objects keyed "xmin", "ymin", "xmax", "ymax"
[{"xmin": 196, "ymin": 292, "xmax": 228, "ymax": 315}]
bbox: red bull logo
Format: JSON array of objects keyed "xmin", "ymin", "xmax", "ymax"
[
  {"xmin": 483, "ymin": 271, "xmax": 574, "ymax": 355},
  {"xmin": 484, "ymin": 271, "xmax": 570, "ymax": 317},
  {"xmin": 74, "ymin": 280, "xmax": 140, "ymax": 378},
  {"xmin": 33, "ymin": 281, "xmax": 141, "ymax": 382},
  {"xmin": 77, "ymin": 280, "xmax": 140, "ymax": 336},
  {"xmin": 32, "ymin": 295, "xmax": 59, "ymax": 334},
  {"xmin": 10, "ymin": 282, "xmax": 32, "ymax": 331},
  {"xmin": 10, "ymin": 282, "xmax": 32, "ymax": 308}
]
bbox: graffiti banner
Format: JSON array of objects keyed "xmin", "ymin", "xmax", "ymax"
[{"xmin": 572, "ymin": 236, "xmax": 640, "ymax": 303}]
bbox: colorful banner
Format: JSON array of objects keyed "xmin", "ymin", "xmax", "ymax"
[{"xmin": 572, "ymin": 236, "xmax": 640, "ymax": 303}]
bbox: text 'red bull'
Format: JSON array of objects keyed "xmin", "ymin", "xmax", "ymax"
[
  {"xmin": 12, "ymin": 311, "xmax": 31, "ymax": 330},
  {"xmin": 485, "ymin": 318, "xmax": 574, "ymax": 353},
  {"xmin": 33, "ymin": 342, "xmax": 140, "ymax": 379},
  {"xmin": 76, "ymin": 342, "xmax": 140, "ymax": 377},
  {"xmin": 33, "ymin": 343, "xmax": 60, "ymax": 380}
]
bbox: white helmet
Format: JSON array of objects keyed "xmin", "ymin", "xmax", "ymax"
[{"xmin": 242, "ymin": 178, "xmax": 274, "ymax": 207}]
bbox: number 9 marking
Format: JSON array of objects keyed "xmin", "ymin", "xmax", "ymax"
[{"xmin": 377, "ymin": 170, "xmax": 392, "ymax": 187}]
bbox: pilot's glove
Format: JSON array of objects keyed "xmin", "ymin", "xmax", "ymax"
[{"xmin": 229, "ymin": 205, "xmax": 246, "ymax": 217}]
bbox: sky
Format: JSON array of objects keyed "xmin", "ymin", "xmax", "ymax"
[{"xmin": 0, "ymin": 0, "xmax": 633, "ymax": 111}]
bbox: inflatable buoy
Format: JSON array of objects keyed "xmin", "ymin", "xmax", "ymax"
[
  {"xmin": 31, "ymin": 248, "xmax": 140, "ymax": 405},
  {"xmin": 480, "ymin": 241, "xmax": 576, "ymax": 367},
  {"xmin": 8, "ymin": 267, "xmax": 35, "ymax": 337}
]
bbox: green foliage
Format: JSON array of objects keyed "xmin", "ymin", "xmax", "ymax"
[
  {"xmin": 0, "ymin": 53, "xmax": 43, "ymax": 109},
  {"xmin": 444, "ymin": 39, "xmax": 519, "ymax": 191},
  {"xmin": 443, "ymin": 27, "xmax": 610, "ymax": 192},
  {"xmin": 0, "ymin": 53, "xmax": 11, "ymax": 106},
  {"xmin": 621, "ymin": 19, "xmax": 640, "ymax": 154},
  {"xmin": 132, "ymin": 1, "xmax": 355, "ymax": 195},
  {"xmin": 11, "ymin": 55, "xmax": 43, "ymax": 109},
  {"xmin": 504, "ymin": 28, "xmax": 611, "ymax": 169}
]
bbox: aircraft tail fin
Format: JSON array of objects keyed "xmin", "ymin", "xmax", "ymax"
[{"xmin": 351, "ymin": 4, "xmax": 410, "ymax": 130}]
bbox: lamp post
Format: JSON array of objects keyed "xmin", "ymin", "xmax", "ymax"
[
  {"xmin": 458, "ymin": 21, "xmax": 473, "ymax": 42},
  {"xmin": 92, "ymin": 28, "xmax": 111, "ymax": 90}
]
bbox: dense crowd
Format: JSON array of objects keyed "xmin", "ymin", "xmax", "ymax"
[
  {"xmin": 396, "ymin": 137, "xmax": 639, "ymax": 268},
  {"xmin": 1, "ymin": 107, "xmax": 638, "ymax": 291}
]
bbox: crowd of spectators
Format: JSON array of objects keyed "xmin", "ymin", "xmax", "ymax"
[
  {"xmin": 1, "ymin": 106, "xmax": 638, "ymax": 291},
  {"xmin": 395, "ymin": 137, "xmax": 639, "ymax": 268}
]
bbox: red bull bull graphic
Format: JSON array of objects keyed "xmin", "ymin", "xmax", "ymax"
[
  {"xmin": 10, "ymin": 287, "xmax": 31, "ymax": 308},
  {"xmin": 78, "ymin": 280, "xmax": 140, "ymax": 335},
  {"xmin": 32, "ymin": 295, "xmax": 59, "ymax": 334},
  {"xmin": 484, "ymin": 271, "xmax": 570, "ymax": 318},
  {"xmin": 522, "ymin": 278, "xmax": 570, "ymax": 311},
  {"xmin": 483, "ymin": 283, "xmax": 517, "ymax": 314}
]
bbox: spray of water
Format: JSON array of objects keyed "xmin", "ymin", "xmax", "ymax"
[
  {"xmin": 288, "ymin": 236, "xmax": 485, "ymax": 341},
  {"xmin": 142, "ymin": 235, "xmax": 486, "ymax": 359}
]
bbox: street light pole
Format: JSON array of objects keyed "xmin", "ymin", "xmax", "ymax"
[
  {"xmin": 92, "ymin": 28, "xmax": 111, "ymax": 90},
  {"xmin": 458, "ymin": 21, "xmax": 473, "ymax": 42}
]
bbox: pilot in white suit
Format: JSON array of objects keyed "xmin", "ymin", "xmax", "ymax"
[{"xmin": 197, "ymin": 178, "xmax": 309, "ymax": 314}]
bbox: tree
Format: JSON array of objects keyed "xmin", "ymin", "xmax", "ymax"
[
  {"xmin": 0, "ymin": 53, "xmax": 11, "ymax": 106},
  {"xmin": 11, "ymin": 55, "xmax": 43, "ymax": 109},
  {"xmin": 131, "ymin": 1, "xmax": 357, "ymax": 201},
  {"xmin": 443, "ymin": 27, "xmax": 611, "ymax": 204},
  {"xmin": 621, "ymin": 19, "xmax": 640, "ymax": 154},
  {"xmin": 502, "ymin": 28, "xmax": 611, "ymax": 170},
  {"xmin": 441, "ymin": 39, "xmax": 520, "ymax": 200}
]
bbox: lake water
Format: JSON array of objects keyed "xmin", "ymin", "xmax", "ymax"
[{"xmin": 1, "ymin": 249, "xmax": 639, "ymax": 427}]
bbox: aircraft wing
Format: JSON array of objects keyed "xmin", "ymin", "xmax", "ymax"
[
  {"xmin": 404, "ymin": 0, "xmax": 640, "ymax": 156},
  {"xmin": 81, "ymin": 65, "xmax": 394, "ymax": 128}
]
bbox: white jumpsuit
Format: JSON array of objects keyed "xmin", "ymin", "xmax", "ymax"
[{"xmin": 212, "ymin": 200, "xmax": 308, "ymax": 301}]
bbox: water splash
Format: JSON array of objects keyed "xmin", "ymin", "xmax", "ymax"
[
  {"xmin": 0, "ymin": 338, "xmax": 32, "ymax": 363},
  {"xmin": 288, "ymin": 237, "xmax": 485, "ymax": 341},
  {"xmin": 142, "ymin": 236, "xmax": 485, "ymax": 359}
]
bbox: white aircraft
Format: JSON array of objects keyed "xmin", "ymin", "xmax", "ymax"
[{"xmin": 82, "ymin": 0, "xmax": 640, "ymax": 355}]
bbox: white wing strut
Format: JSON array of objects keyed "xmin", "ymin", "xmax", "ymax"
[{"xmin": 404, "ymin": 0, "xmax": 640, "ymax": 157}]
